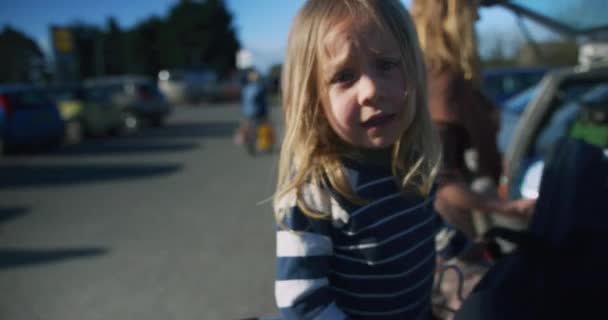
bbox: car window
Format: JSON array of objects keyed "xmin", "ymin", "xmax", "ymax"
[
  {"xmin": 570, "ymin": 84, "xmax": 608, "ymax": 148},
  {"xmin": 50, "ymin": 89, "xmax": 74, "ymax": 101},
  {"xmin": 510, "ymin": 79, "xmax": 608, "ymax": 198},
  {"xmin": 136, "ymin": 83, "xmax": 160, "ymax": 95},
  {"xmin": 531, "ymin": 80, "xmax": 608, "ymax": 159},
  {"xmin": 51, "ymin": 87, "xmax": 85, "ymax": 101},
  {"xmin": 85, "ymin": 87, "xmax": 111, "ymax": 102},
  {"xmin": 581, "ymin": 83, "xmax": 608, "ymax": 104},
  {"xmin": 503, "ymin": 84, "xmax": 539, "ymax": 114},
  {"xmin": 483, "ymin": 76, "xmax": 503, "ymax": 101},
  {"xmin": 4, "ymin": 89, "xmax": 53, "ymax": 108},
  {"xmin": 483, "ymin": 69, "xmax": 546, "ymax": 105}
]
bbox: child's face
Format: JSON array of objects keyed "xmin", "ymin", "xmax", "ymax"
[{"xmin": 320, "ymin": 19, "xmax": 413, "ymax": 149}]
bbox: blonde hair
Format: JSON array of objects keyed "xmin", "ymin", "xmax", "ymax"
[
  {"xmin": 411, "ymin": 0, "xmax": 481, "ymax": 86},
  {"xmin": 274, "ymin": 0, "xmax": 441, "ymax": 221}
]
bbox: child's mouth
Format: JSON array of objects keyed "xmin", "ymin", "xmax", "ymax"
[{"xmin": 361, "ymin": 114, "xmax": 396, "ymax": 128}]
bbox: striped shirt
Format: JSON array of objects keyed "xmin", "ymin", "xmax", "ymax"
[{"xmin": 275, "ymin": 159, "xmax": 440, "ymax": 319}]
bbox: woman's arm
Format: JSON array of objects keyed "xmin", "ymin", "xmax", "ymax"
[{"xmin": 436, "ymin": 181, "xmax": 535, "ymax": 217}]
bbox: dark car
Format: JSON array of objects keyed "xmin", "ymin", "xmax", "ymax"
[{"xmin": 0, "ymin": 84, "xmax": 66, "ymax": 154}]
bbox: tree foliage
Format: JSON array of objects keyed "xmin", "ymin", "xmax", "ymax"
[
  {"xmin": 0, "ymin": 26, "xmax": 45, "ymax": 83},
  {"xmin": 117, "ymin": 0, "xmax": 240, "ymax": 78},
  {"xmin": 161, "ymin": 0, "xmax": 240, "ymax": 77},
  {"xmin": 102, "ymin": 17, "xmax": 127, "ymax": 75},
  {"xmin": 68, "ymin": 23, "xmax": 104, "ymax": 80},
  {"xmin": 2, "ymin": 0, "xmax": 241, "ymax": 83}
]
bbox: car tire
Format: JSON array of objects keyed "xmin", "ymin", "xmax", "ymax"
[{"xmin": 150, "ymin": 116, "xmax": 164, "ymax": 127}]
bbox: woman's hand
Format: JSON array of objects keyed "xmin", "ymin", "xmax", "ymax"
[{"xmin": 492, "ymin": 198, "xmax": 536, "ymax": 217}]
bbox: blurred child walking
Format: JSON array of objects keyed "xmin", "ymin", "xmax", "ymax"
[{"xmin": 236, "ymin": 68, "xmax": 272, "ymax": 154}]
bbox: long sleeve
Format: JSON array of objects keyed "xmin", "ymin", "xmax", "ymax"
[
  {"xmin": 275, "ymin": 171, "xmax": 437, "ymax": 319},
  {"xmin": 275, "ymin": 204, "xmax": 349, "ymax": 319}
]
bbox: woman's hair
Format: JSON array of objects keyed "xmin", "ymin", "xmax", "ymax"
[
  {"xmin": 411, "ymin": 0, "xmax": 481, "ymax": 85},
  {"xmin": 274, "ymin": 0, "xmax": 441, "ymax": 221}
]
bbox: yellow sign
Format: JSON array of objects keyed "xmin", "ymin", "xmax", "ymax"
[{"xmin": 53, "ymin": 28, "xmax": 73, "ymax": 53}]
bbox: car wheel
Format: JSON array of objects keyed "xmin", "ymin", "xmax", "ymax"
[
  {"xmin": 150, "ymin": 116, "xmax": 164, "ymax": 127},
  {"xmin": 65, "ymin": 120, "xmax": 84, "ymax": 145}
]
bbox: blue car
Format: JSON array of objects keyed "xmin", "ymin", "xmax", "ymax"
[
  {"xmin": 0, "ymin": 84, "xmax": 66, "ymax": 153},
  {"xmin": 501, "ymin": 65, "xmax": 608, "ymax": 200},
  {"xmin": 497, "ymin": 84, "xmax": 540, "ymax": 153}
]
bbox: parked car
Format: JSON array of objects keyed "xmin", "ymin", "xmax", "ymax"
[
  {"xmin": 158, "ymin": 68, "xmax": 217, "ymax": 105},
  {"xmin": 207, "ymin": 75, "xmax": 243, "ymax": 102},
  {"xmin": 0, "ymin": 84, "xmax": 65, "ymax": 153},
  {"xmin": 500, "ymin": 64, "xmax": 608, "ymax": 201},
  {"xmin": 85, "ymin": 76, "xmax": 171, "ymax": 129},
  {"xmin": 497, "ymin": 84, "xmax": 540, "ymax": 154},
  {"xmin": 483, "ymin": 67, "xmax": 548, "ymax": 107},
  {"xmin": 452, "ymin": 2, "xmax": 608, "ymax": 319},
  {"xmin": 47, "ymin": 85, "xmax": 125, "ymax": 143}
]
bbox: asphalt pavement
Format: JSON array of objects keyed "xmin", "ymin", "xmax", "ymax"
[{"xmin": 0, "ymin": 103, "xmax": 280, "ymax": 320}]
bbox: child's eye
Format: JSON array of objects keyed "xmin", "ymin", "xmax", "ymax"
[
  {"xmin": 377, "ymin": 59, "xmax": 400, "ymax": 71},
  {"xmin": 332, "ymin": 70, "xmax": 356, "ymax": 84}
]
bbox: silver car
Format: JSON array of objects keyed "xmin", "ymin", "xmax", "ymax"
[{"xmin": 85, "ymin": 75, "xmax": 171, "ymax": 130}]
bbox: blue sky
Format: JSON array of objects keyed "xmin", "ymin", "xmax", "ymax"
[{"xmin": 0, "ymin": 0, "xmax": 556, "ymax": 72}]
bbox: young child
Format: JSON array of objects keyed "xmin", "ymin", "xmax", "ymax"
[
  {"xmin": 274, "ymin": 0, "xmax": 442, "ymax": 319},
  {"xmin": 236, "ymin": 69, "xmax": 270, "ymax": 153}
]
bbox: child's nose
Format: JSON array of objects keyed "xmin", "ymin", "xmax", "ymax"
[{"xmin": 357, "ymin": 73, "xmax": 380, "ymax": 106}]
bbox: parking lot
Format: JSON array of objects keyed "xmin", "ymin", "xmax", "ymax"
[{"xmin": 0, "ymin": 104, "xmax": 280, "ymax": 320}]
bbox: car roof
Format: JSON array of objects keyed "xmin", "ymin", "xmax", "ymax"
[{"xmin": 0, "ymin": 83, "xmax": 45, "ymax": 94}]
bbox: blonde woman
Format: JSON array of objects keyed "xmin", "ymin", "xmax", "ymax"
[
  {"xmin": 273, "ymin": 0, "xmax": 444, "ymax": 318},
  {"xmin": 411, "ymin": 0, "xmax": 534, "ymax": 244}
]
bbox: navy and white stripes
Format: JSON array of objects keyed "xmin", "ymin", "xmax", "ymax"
[{"xmin": 275, "ymin": 162, "xmax": 440, "ymax": 319}]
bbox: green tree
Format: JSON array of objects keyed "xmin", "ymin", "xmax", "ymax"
[
  {"xmin": 69, "ymin": 22, "xmax": 104, "ymax": 79},
  {"xmin": 165, "ymin": 0, "xmax": 240, "ymax": 77},
  {"xmin": 0, "ymin": 26, "xmax": 45, "ymax": 83},
  {"xmin": 103, "ymin": 17, "xmax": 127, "ymax": 75},
  {"xmin": 57, "ymin": 0, "xmax": 241, "ymax": 80},
  {"xmin": 125, "ymin": 17, "xmax": 165, "ymax": 76},
  {"xmin": 200, "ymin": 0, "xmax": 240, "ymax": 77}
]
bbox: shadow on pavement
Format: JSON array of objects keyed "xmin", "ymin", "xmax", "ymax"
[
  {"xmin": 132, "ymin": 121, "xmax": 239, "ymax": 139},
  {"xmin": 0, "ymin": 163, "xmax": 182, "ymax": 190},
  {"xmin": 52, "ymin": 140, "xmax": 200, "ymax": 157},
  {"xmin": 0, "ymin": 207, "xmax": 29, "ymax": 225},
  {"xmin": 0, "ymin": 247, "xmax": 108, "ymax": 270}
]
